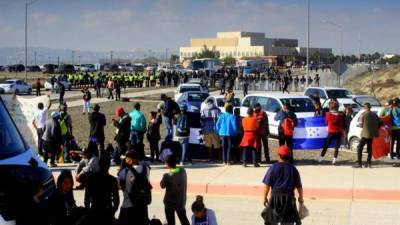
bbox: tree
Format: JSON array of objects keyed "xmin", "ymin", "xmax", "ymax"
[
  {"xmin": 222, "ymin": 56, "xmax": 236, "ymax": 66},
  {"xmin": 310, "ymin": 52, "xmax": 321, "ymax": 63},
  {"xmin": 194, "ymin": 45, "xmax": 220, "ymax": 59},
  {"xmin": 170, "ymin": 54, "xmax": 179, "ymax": 64}
]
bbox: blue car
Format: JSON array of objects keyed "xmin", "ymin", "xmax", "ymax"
[{"xmin": 177, "ymin": 91, "xmax": 209, "ymax": 113}]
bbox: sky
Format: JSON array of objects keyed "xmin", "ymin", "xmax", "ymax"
[{"xmin": 0, "ymin": 0, "xmax": 399, "ymax": 55}]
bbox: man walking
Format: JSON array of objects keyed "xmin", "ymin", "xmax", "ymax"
[
  {"xmin": 58, "ymin": 81, "xmax": 65, "ymax": 104},
  {"xmin": 88, "ymin": 104, "xmax": 106, "ymax": 158},
  {"xmin": 201, "ymin": 98, "xmax": 221, "ymax": 162},
  {"xmin": 129, "ymin": 102, "xmax": 147, "ymax": 160},
  {"xmin": 160, "ymin": 155, "xmax": 190, "ymax": 225},
  {"xmin": 353, "ymin": 103, "xmax": 380, "ymax": 168}
]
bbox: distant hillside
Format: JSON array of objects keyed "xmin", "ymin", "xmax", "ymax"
[{"xmin": 344, "ymin": 65, "xmax": 400, "ymax": 102}]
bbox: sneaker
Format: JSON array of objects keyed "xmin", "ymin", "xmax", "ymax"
[
  {"xmin": 242, "ymin": 163, "xmax": 247, "ymax": 167},
  {"xmin": 179, "ymin": 162, "xmax": 184, "ymax": 167},
  {"xmin": 364, "ymin": 163, "xmax": 372, "ymax": 168},
  {"xmin": 254, "ymin": 163, "xmax": 260, "ymax": 168},
  {"xmin": 317, "ymin": 156, "xmax": 323, "ymax": 163},
  {"xmin": 332, "ymin": 158, "xmax": 337, "ymax": 165},
  {"xmin": 352, "ymin": 163, "xmax": 362, "ymax": 168}
]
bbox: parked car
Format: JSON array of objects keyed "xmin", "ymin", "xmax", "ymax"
[
  {"xmin": 351, "ymin": 95, "xmax": 382, "ymax": 107},
  {"xmin": 44, "ymin": 76, "xmax": 71, "ymax": 91},
  {"xmin": 0, "ymin": 87, "xmax": 4, "ymax": 94},
  {"xmin": 26, "ymin": 65, "xmax": 41, "ymax": 72},
  {"xmin": 6, "ymin": 64, "xmax": 25, "ymax": 72},
  {"xmin": 80, "ymin": 64, "xmax": 96, "ymax": 72},
  {"xmin": 304, "ymin": 87, "xmax": 360, "ymax": 113},
  {"xmin": 240, "ymin": 93, "xmax": 315, "ymax": 136},
  {"xmin": 201, "ymin": 95, "xmax": 241, "ymax": 113},
  {"xmin": 103, "ymin": 64, "xmax": 120, "ymax": 72},
  {"xmin": 0, "ymin": 95, "xmax": 55, "ymax": 224},
  {"xmin": 174, "ymin": 83, "xmax": 205, "ymax": 101},
  {"xmin": 177, "ymin": 91, "xmax": 209, "ymax": 113},
  {"xmin": 347, "ymin": 107, "xmax": 383, "ymax": 152},
  {"xmin": 42, "ymin": 64, "xmax": 56, "ymax": 74},
  {"xmin": 0, "ymin": 79, "xmax": 32, "ymax": 95},
  {"xmin": 0, "ymin": 66, "xmax": 5, "ymax": 71},
  {"xmin": 56, "ymin": 64, "xmax": 75, "ymax": 74}
]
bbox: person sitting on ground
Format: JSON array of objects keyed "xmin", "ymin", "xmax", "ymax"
[
  {"xmin": 191, "ymin": 195, "xmax": 218, "ymax": 225},
  {"xmin": 262, "ymin": 145, "xmax": 303, "ymax": 225},
  {"xmin": 75, "ymin": 142, "xmax": 100, "ymax": 189}
]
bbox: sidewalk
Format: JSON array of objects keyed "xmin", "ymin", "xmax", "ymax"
[{"xmin": 54, "ymin": 163, "xmax": 400, "ymax": 201}]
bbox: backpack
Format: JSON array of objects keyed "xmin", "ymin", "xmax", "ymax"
[
  {"xmin": 281, "ymin": 117, "xmax": 295, "ymax": 136},
  {"xmin": 128, "ymin": 166, "xmax": 152, "ymax": 206}
]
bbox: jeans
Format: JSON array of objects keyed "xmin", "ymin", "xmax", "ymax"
[
  {"xmin": 83, "ymin": 101, "xmax": 91, "ymax": 113},
  {"xmin": 36, "ymin": 128, "xmax": 44, "ymax": 155},
  {"xmin": 163, "ymin": 116, "xmax": 173, "ymax": 137},
  {"xmin": 96, "ymin": 86, "xmax": 101, "ymax": 98},
  {"xmin": 179, "ymin": 138, "xmax": 190, "ymax": 163},
  {"xmin": 165, "ymin": 208, "xmax": 190, "ymax": 225},
  {"xmin": 243, "ymin": 147, "xmax": 256, "ymax": 165},
  {"xmin": 107, "ymin": 88, "xmax": 114, "ymax": 99},
  {"xmin": 357, "ymin": 137, "xmax": 373, "ymax": 165},
  {"xmin": 130, "ymin": 130, "xmax": 145, "ymax": 160},
  {"xmin": 321, "ymin": 132, "xmax": 342, "ymax": 158},
  {"xmin": 221, "ymin": 136, "xmax": 232, "ymax": 164}
]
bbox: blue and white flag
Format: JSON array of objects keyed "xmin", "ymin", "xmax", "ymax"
[{"xmin": 293, "ymin": 117, "xmax": 330, "ymax": 150}]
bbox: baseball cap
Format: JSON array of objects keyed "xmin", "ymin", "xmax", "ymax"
[{"xmin": 278, "ymin": 145, "xmax": 291, "ymax": 156}]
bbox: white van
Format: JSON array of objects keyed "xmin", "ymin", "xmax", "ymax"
[
  {"xmin": 240, "ymin": 93, "xmax": 315, "ymax": 136},
  {"xmin": 304, "ymin": 87, "xmax": 360, "ymax": 113}
]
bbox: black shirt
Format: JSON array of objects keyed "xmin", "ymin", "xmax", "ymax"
[{"xmin": 89, "ymin": 111, "xmax": 106, "ymax": 141}]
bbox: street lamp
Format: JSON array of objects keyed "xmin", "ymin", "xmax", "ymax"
[
  {"xmin": 306, "ymin": 0, "xmax": 310, "ymax": 87},
  {"xmin": 24, "ymin": 0, "xmax": 39, "ymax": 82},
  {"xmin": 324, "ymin": 20, "xmax": 343, "ymax": 87}
]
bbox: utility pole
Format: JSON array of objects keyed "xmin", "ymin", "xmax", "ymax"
[
  {"xmin": 78, "ymin": 55, "xmax": 81, "ymax": 65},
  {"xmin": 110, "ymin": 50, "xmax": 113, "ymax": 64},
  {"xmin": 24, "ymin": 0, "xmax": 39, "ymax": 82},
  {"xmin": 306, "ymin": 0, "xmax": 310, "ymax": 87},
  {"xmin": 34, "ymin": 50, "xmax": 37, "ymax": 65},
  {"xmin": 72, "ymin": 50, "xmax": 75, "ymax": 65},
  {"xmin": 166, "ymin": 48, "xmax": 168, "ymax": 62}
]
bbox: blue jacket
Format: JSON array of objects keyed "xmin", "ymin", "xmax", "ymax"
[
  {"xmin": 391, "ymin": 107, "xmax": 400, "ymax": 129},
  {"xmin": 216, "ymin": 112, "xmax": 237, "ymax": 137}
]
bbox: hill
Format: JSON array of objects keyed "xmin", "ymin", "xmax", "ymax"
[{"xmin": 344, "ymin": 65, "xmax": 400, "ymax": 102}]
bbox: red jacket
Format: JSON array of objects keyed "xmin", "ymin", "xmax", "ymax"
[{"xmin": 325, "ymin": 111, "xmax": 344, "ymax": 133}]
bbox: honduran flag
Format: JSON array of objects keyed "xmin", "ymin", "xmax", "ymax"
[{"xmin": 293, "ymin": 117, "xmax": 331, "ymax": 150}]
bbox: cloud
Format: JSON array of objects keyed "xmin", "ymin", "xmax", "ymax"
[{"xmin": 31, "ymin": 12, "xmax": 62, "ymax": 26}]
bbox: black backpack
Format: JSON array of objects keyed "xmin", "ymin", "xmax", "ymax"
[{"xmin": 128, "ymin": 166, "xmax": 152, "ymax": 206}]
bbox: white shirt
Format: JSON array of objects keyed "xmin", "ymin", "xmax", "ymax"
[{"xmin": 33, "ymin": 108, "xmax": 48, "ymax": 129}]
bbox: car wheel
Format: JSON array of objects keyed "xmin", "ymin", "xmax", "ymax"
[
  {"xmin": 349, "ymin": 137, "xmax": 360, "ymax": 152},
  {"xmin": 15, "ymin": 89, "xmax": 19, "ymax": 94}
]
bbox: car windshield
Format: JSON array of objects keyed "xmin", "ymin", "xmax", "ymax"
[
  {"xmin": 0, "ymin": 99, "xmax": 27, "ymax": 159},
  {"xmin": 188, "ymin": 93, "xmax": 209, "ymax": 102},
  {"xmin": 280, "ymin": 98, "xmax": 315, "ymax": 113},
  {"xmin": 180, "ymin": 86, "xmax": 201, "ymax": 93},
  {"xmin": 326, "ymin": 89, "xmax": 352, "ymax": 99},
  {"xmin": 216, "ymin": 98, "xmax": 241, "ymax": 107},
  {"xmin": 354, "ymin": 96, "xmax": 381, "ymax": 107}
]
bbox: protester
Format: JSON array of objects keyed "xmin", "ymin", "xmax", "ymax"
[
  {"xmin": 75, "ymin": 143, "xmax": 100, "ymax": 189},
  {"xmin": 82, "ymin": 87, "xmax": 91, "ymax": 114},
  {"xmin": 107, "ymin": 78, "xmax": 114, "ymax": 100},
  {"xmin": 88, "ymin": 104, "xmax": 106, "ymax": 158},
  {"xmin": 201, "ymin": 98, "xmax": 221, "ymax": 162},
  {"xmin": 49, "ymin": 170, "xmax": 82, "ymax": 225},
  {"xmin": 274, "ymin": 103, "xmax": 297, "ymax": 156},
  {"xmin": 112, "ymin": 106, "xmax": 131, "ymax": 165},
  {"xmin": 129, "ymin": 102, "xmax": 147, "ymax": 160},
  {"xmin": 175, "ymin": 104, "xmax": 191, "ymax": 166},
  {"xmin": 314, "ymin": 102, "xmax": 327, "ymax": 117},
  {"xmin": 147, "ymin": 111, "xmax": 162, "ymax": 162},
  {"xmin": 115, "ymin": 79, "xmax": 121, "ymax": 101},
  {"xmin": 59, "ymin": 104, "xmax": 74, "ymax": 163},
  {"xmin": 240, "ymin": 107, "xmax": 260, "ymax": 167},
  {"xmin": 254, "ymin": 103, "xmax": 270, "ymax": 163},
  {"xmin": 389, "ymin": 98, "xmax": 400, "ymax": 159},
  {"xmin": 160, "ymin": 155, "xmax": 190, "ymax": 225},
  {"xmin": 224, "ymin": 87, "xmax": 235, "ymax": 109},
  {"xmin": 58, "ymin": 81, "xmax": 65, "ymax": 104},
  {"xmin": 191, "ymin": 195, "xmax": 218, "ymax": 225},
  {"xmin": 262, "ymin": 145, "xmax": 303, "ymax": 225},
  {"xmin": 353, "ymin": 103, "xmax": 380, "ymax": 168},
  {"xmin": 36, "ymin": 78, "xmax": 41, "ymax": 96},
  {"xmin": 42, "ymin": 111, "xmax": 62, "ymax": 167},
  {"xmin": 318, "ymin": 101, "xmax": 345, "ymax": 165},
  {"xmin": 32, "ymin": 97, "xmax": 51, "ymax": 156},
  {"xmin": 161, "ymin": 94, "xmax": 177, "ymax": 137},
  {"xmin": 84, "ymin": 158, "xmax": 120, "ymax": 225},
  {"xmin": 232, "ymin": 108, "xmax": 244, "ymax": 162},
  {"xmin": 344, "ymin": 106, "xmax": 354, "ymax": 148},
  {"xmin": 118, "ymin": 150, "xmax": 151, "ymax": 225},
  {"xmin": 216, "ymin": 104, "xmax": 238, "ymax": 165}
]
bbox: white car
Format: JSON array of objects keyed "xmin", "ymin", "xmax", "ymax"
[
  {"xmin": 174, "ymin": 83, "xmax": 205, "ymax": 101},
  {"xmin": 304, "ymin": 87, "xmax": 360, "ymax": 113},
  {"xmin": 347, "ymin": 107, "xmax": 383, "ymax": 152},
  {"xmin": 240, "ymin": 93, "xmax": 315, "ymax": 136},
  {"xmin": 351, "ymin": 95, "xmax": 382, "ymax": 108},
  {"xmin": 44, "ymin": 77, "xmax": 71, "ymax": 91},
  {"xmin": 201, "ymin": 95, "xmax": 241, "ymax": 113},
  {"xmin": 0, "ymin": 79, "xmax": 32, "ymax": 95},
  {"xmin": 80, "ymin": 64, "xmax": 96, "ymax": 72}
]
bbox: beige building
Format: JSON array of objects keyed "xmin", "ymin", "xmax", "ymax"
[{"xmin": 180, "ymin": 31, "xmax": 332, "ymax": 62}]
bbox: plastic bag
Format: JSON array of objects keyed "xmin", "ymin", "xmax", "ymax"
[{"xmin": 298, "ymin": 203, "xmax": 309, "ymax": 219}]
